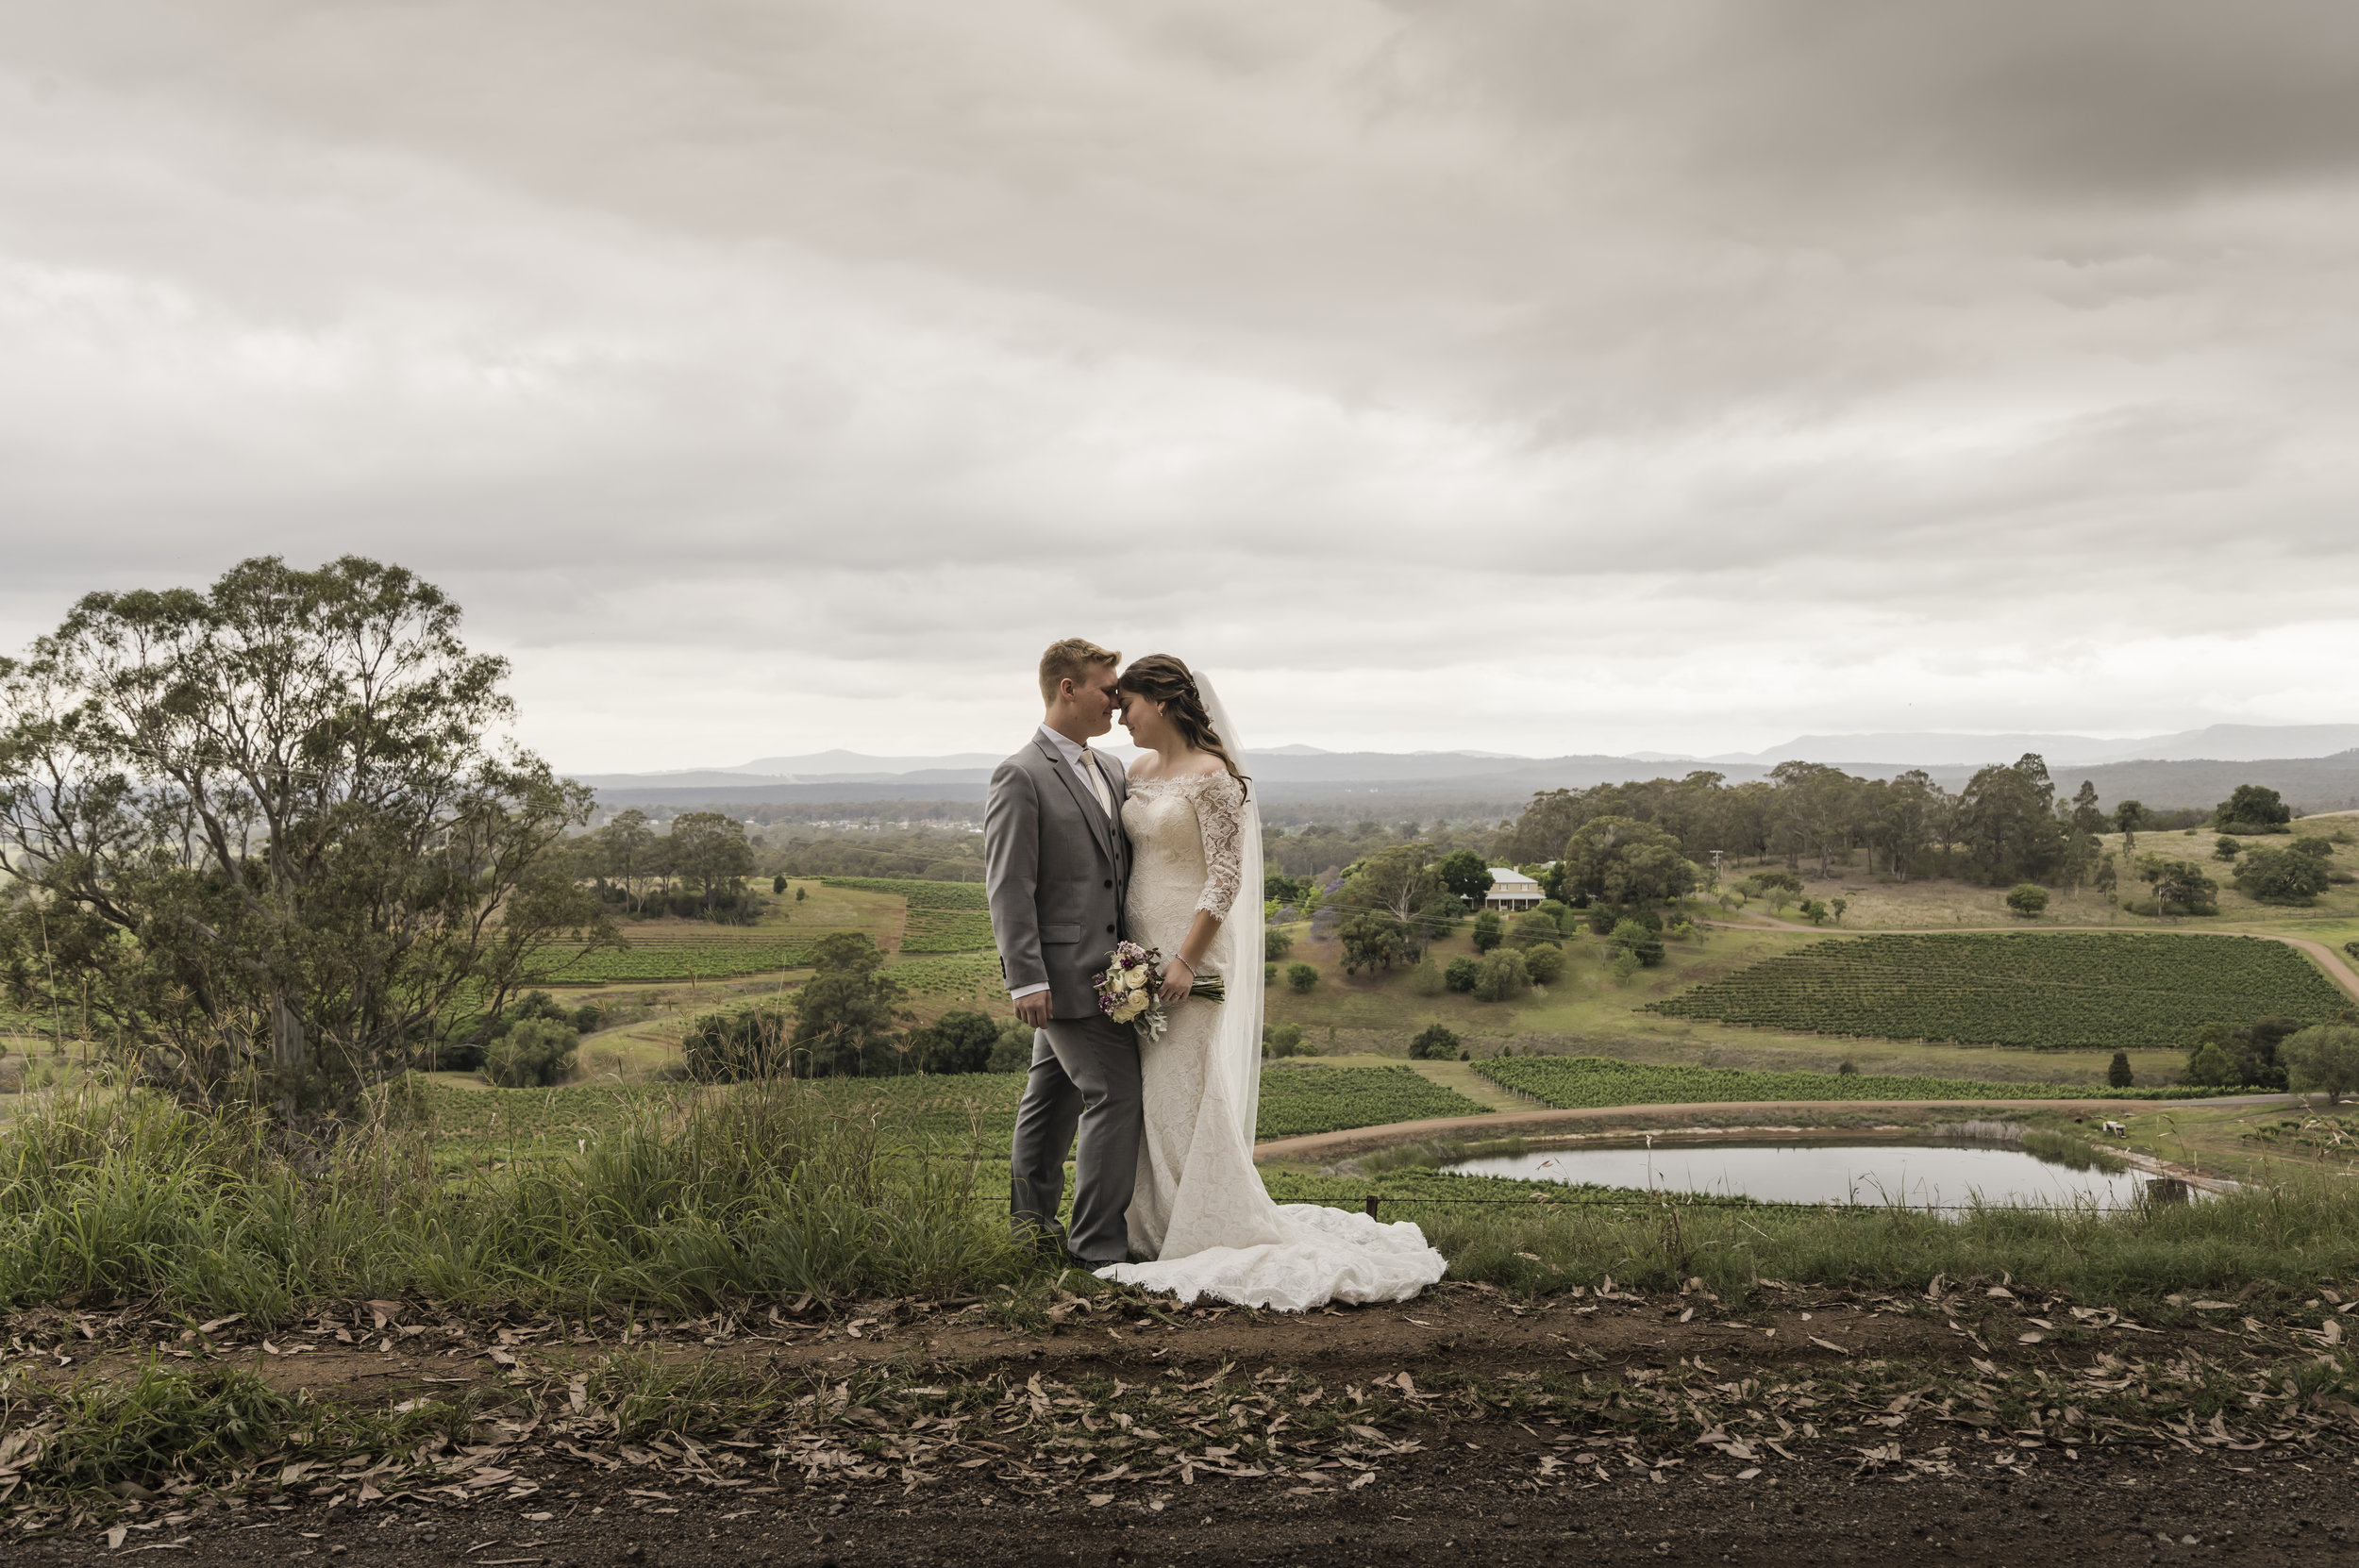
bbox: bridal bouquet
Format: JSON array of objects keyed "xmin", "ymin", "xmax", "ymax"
[{"xmin": 1094, "ymin": 939, "xmax": 1225, "ymax": 1041}]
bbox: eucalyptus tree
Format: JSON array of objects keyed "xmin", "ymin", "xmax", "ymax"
[{"xmin": 0, "ymin": 556, "xmax": 608, "ymax": 1142}]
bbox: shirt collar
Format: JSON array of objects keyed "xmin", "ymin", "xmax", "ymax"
[{"xmin": 1038, "ymin": 723, "xmax": 1090, "ymax": 766}]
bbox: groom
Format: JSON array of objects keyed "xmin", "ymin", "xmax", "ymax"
[{"xmin": 985, "ymin": 638, "xmax": 1140, "ymax": 1267}]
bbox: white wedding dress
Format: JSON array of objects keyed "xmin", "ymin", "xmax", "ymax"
[{"xmin": 1095, "ymin": 692, "xmax": 1447, "ymax": 1311}]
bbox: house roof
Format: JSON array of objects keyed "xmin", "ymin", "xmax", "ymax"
[{"xmin": 1486, "ymin": 868, "xmax": 1542, "ymax": 889}]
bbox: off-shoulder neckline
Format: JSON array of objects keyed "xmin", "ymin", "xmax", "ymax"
[{"xmin": 1129, "ymin": 771, "xmax": 1238, "ymax": 790}]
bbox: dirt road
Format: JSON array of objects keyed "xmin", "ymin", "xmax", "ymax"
[{"xmin": 9, "ymin": 1285, "xmax": 2357, "ymax": 1566}]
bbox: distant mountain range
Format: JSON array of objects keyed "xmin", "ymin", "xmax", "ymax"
[
  {"xmin": 568, "ymin": 724, "xmax": 2359, "ymax": 816},
  {"xmin": 1683, "ymin": 724, "xmax": 2359, "ymax": 767}
]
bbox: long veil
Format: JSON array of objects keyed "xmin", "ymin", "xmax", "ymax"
[{"xmin": 1192, "ymin": 674, "xmax": 1264, "ymax": 1150}]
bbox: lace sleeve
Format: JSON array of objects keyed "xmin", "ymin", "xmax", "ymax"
[{"xmin": 1192, "ymin": 774, "xmax": 1247, "ymax": 920}]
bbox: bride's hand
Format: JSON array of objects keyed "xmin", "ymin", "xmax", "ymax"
[{"xmin": 1159, "ymin": 957, "xmax": 1196, "ymax": 1004}]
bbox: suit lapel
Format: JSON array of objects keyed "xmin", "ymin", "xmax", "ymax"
[{"xmin": 1034, "ymin": 731, "xmax": 1116, "ymax": 867}]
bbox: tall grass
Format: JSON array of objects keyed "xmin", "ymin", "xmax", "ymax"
[
  {"xmin": 0, "ymin": 1085, "xmax": 1038, "ymax": 1323},
  {"xmin": 1413, "ymin": 1172, "xmax": 2359, "ymax": 1310}
]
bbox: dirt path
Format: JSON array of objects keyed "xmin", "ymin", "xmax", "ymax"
[
  {"xmin": 1399, "ymin": 1058, "xmax": 1548, "ymax": 1110},
  {"xmin": 1253, "ymin": 1094, "xmax": 2294, "ymax": 1164},
  {"xmin": 11, "ymin": 1290, "xmax": 2353, "ymax": 1566}
]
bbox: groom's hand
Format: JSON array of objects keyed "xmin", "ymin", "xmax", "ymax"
[{"xmin": 1014, "ymin": 990, "xmax": 1053, "ymax": 1027}]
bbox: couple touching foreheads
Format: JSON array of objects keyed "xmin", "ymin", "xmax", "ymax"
[{"xmin": 984, "ymin": 638, "xmax": 1446, "ymax": 1311}]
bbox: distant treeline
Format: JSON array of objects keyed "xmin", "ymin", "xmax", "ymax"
[{"xmin": 1496, "ymin": 756, "xmax": 2217, "ymax": 889}]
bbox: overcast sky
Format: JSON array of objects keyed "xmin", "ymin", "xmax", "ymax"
[{"xmin": 4, "ymin": 3, "xmax": 2356, "ymax": 769}]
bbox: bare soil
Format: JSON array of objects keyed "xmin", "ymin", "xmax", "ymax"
[{"xmin": 10, "ymin": 1285, "xmax": 2357, "ymax": 1566}]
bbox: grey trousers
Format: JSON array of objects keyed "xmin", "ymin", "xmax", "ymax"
[{"xmin": 1009, "ymin": 1012, "xmax": 1142, "ymax": 1265}]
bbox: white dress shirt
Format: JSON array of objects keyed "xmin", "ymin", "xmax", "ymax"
[
  {"xmin": 1039, "ymin": 723, "xmax": 1115, "ymax": 818},
  {"xmin": 1011, "ymin": 726, "xmax": 1117, "ymax": 1001}
]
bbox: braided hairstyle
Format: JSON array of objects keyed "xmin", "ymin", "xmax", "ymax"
[{"xmin": 1117, "ymin": 655, "xmax": 1250, "ymax": 798}]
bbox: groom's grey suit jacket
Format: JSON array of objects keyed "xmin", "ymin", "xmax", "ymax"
[{"xmin": 985, "ymin": 732, "xmax": 1131, "ymax": 1020}]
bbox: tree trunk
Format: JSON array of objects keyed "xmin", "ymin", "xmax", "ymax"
[{"xmin": 272, "ymin": 993, "xmax": 308, "ymax": 1123}]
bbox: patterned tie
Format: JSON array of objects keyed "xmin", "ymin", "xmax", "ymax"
[{"xmin": 1077, "ymin": 745, "xmax": 1115, "ymax": 819}]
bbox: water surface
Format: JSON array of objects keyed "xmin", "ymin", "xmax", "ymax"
[{"xmin": 1447, "ymin": 1140, "xmax": 2165, "ymax": 1211}]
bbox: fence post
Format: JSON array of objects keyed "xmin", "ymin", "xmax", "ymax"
[{"xmin": 1364, "ymin": 1194, "xmax": 1380, "ymax": 1220}]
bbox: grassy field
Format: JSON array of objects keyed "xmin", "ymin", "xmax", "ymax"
[
  {"xmin": 8, "ymin": 1072, "xmax": 2359, "ymax": 1328},
  {"xmin": 1265, "ymin": 921, "xmax": 2223, "ymax": 1087},
  {"xmin": 1724, "ymin": 814, "xmax": 2359, "ymax": 931},
  {"xmin": 411, "ymin": 1061, "xmax": 1496, "ymax": 1172},
  {"xmin": 1475, "ymin": 1054, "xmax": 2237, "ymax": 1111},
  {"xmin": 1644, "ymin": 931, "xmax": 2348, "ymax": 1048},
  {"xmin": 1253, "ymin": 1064, "xmax": 1491, "ymax": 1138}
]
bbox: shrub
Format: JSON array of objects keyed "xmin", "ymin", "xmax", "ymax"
[
  {"xmin": 485, "ymin": 1017, "xmax": 578, "ymax": 1088},
  {"xmin": 682, "ymin": 1007, "xmax": 793, "ymax": 1082},
  {"xmin": 2234, "ymin": 845, "xmax": 2333, "ymax": 906},
  {"xmin": 572, "ymin": 1003, "xmax": 605, "ymax": 1034},
  {"xmin": 1263, "ymin": 1024, "xmax": 1308, "ymax": 1059},
  {"xmin": 1508, "ymin": 911, "xmax": 1564, "ymax": 950},
  {"xmin": 2134, "ymin": 854, "xmax": 2220, "ymax": 915},
  {"xmin": 1415, "ymin": 892, "xmax": 1466, "ymax": 941},
  {"xmin": 1264, "ymin": 927, "xmax": 1295, "ymax": 962},
  {"xmin": 2213, "ymin": 837, "xmax": 2242, "ymax": 861},
  {"xmin": 987, "ymin": 1019, "xmax": 1036, "ymax": 1073},
  {"xmin": 1534, "ymin": 899, "xmax": 1571, "ymax": 932},
  {"xmin": 1585, "ymin": 906, "xmax": 1618, "ymax": 936},
  {"xmin": 2108, "ymin": 1050, "xmax": 2133, "ymax": 1088},
  {"xmin": 2183, "ymin": 1039, "xmax": 2238, "ymax": 1087},
  {"xmin": 1408, "ymin": 1024, "xmax": 1460, "ymax": 1061},
  {"xmin": 2216, "ymin": 783, "xmax": 2293, "ymax": 831},
  {"xmin": 1836, "ymin": 1059, "xmax": 1858, "ymax": 1076},
  {"xmin": 1609, "ymin": 950, "xmax": 1642, "ymax": 985},
  {"xmin": 1473, "ymin": 948, "xmax": 1531, "ymax": 1003},
  {"xmin": 1411, "ymin": 957, "xmax": 1446, "ymax": 997},
  {"xmin": 1522, "ymin": 942, "xmax": 1565, "ymax": 985},
  {"xmin": 1339, "ymin": 911, "xmax": 1408, "ymax": 975},
  {"xmin": 904, "ymin": 1009, "xmax": 1000, "ymax": 1075},
  {"xmin": 773, "ymin": 874, "xmax": 788, "ymax": 893},
  {"xmin": 1609, "ymin": 919, "xmax": 1665, "ymax": 967},
  {"xmin": 1798, "ymin": 897, "xmax": 1829, "ymax": 926},
  {"xmin": 1444, "ymin": 957, "xmax": 1480, "ymax": 993},
  {"xmin": 1285, "ymin": 961, "xmax": 1320, "ymax": 993},
  {"xmin": 786, "ymin": 933, "xmax": 912, "ymax": 1077},
  {"xmin": 2004, "ymin": 883, "xmax": 2049, "ymax": 919},
  {"xmin": 1471, "ymin": 910, "xmax": 1504, "ymax": 953},
  {"xmin": 2284, "ymin": 1025, "xmax": 2359, "ymax": 1103}
]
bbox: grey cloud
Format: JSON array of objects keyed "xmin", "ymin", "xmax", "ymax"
[{"xmin": 0, "ymin": 4, "xmax": 2354, "ymax": 764}]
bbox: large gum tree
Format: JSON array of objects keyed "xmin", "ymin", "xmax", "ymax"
[{"xmin": 0, "ymin": 556, "xmax": 609, "ymax": 1142}]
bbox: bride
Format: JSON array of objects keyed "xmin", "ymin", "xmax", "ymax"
[{"xmin": 1094, "ymin": 654, "xmax": 1447, "ymax": 1311}]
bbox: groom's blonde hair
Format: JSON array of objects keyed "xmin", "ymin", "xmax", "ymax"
[{"xmin": 1039, "ymin": 638, "xmax": 1120, "ymax": 704}]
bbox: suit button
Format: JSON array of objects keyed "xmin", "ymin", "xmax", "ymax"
[
  {"xmin": 1105, "ymin": 924, "xmax": 1115, "ymax": 933},
  {"xmin": 1104, "ymin": 878, "xmax": 1113, "ymax": 889}
]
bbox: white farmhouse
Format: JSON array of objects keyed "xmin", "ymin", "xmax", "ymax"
[{"xmin": 1482, "ymin": 868, "xmax": 1544, "ymax": 910}]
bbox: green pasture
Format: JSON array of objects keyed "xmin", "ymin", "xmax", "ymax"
[
  {"xmin": 1645, "ymin": 931, "xmax": 2348, "ymax": 1049},
  {"xmin": 1475, "ymin": 1054, "xmax": 2242, "ymax": 1111}
]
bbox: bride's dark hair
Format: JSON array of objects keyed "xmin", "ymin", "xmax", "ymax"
[{"xmin": 1118, "ymin": 655, "xmax": 1249, "ymax": 798}]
